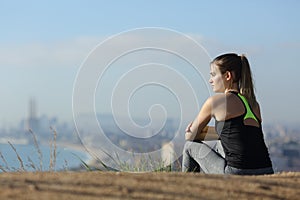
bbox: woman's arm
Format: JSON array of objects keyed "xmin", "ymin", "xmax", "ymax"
[
  {"xmin": 185, "ymin": 97, "xmax": 219, "ymax": 141},
  {"xmin": 185, "ymin": 125, "xmax": 219, "ymax": 141}
]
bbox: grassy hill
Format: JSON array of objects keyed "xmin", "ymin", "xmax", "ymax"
[{"xmin": 0, "ymin": 171, "xmax": 299, "ymax": 199}]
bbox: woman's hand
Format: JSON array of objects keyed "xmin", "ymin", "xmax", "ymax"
[
  {"xmin": 185, "ymin": 122, "xmax": 194, "ymax": 141},
  {"xmin": 185, "ymin": 122, "xmax": 193, "ymax": 133}
]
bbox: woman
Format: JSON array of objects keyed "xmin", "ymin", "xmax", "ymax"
[{"xmin": 182, "ymin": 53, "xmax": 274, "ymax": 175}]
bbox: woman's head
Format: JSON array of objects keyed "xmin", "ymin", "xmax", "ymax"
[
  {"xmin": 211, "ymin": 53, "xmax": 242, "ymax": 83},
  {"xmin": 210, "ymin": 53, "xmax": 257, "ymax": 107}
]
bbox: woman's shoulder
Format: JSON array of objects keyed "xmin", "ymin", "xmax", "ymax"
[
  {"xmin": 208, "ymin": 93, "xmax": 227, "ymax": 102},
  {"xmin": 202, "ymin": 94, "xmax": 227, "ymax": 110},
  {"xmin": 208, "ymin": 93, "xmax": 243, "ymax": 108}
]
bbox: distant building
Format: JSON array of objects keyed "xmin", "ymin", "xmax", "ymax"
[{"xmin": 26, "ymin": 97, "xmax": 40, "ymax": 133}]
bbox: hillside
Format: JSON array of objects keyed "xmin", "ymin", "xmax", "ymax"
[{"xmin": 0, "ymin": 171, "xmax": 299, "ymax": 199}]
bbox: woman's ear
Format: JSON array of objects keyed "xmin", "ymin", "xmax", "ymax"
[{"xmin": 225, "ymin": 71, "xmax": 232, "ymax": 81}]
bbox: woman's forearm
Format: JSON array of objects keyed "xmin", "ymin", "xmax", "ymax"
[
  {"xmin": 185, "ymin": 126, "xmax": 219, "ymax": 141},
  {"xmin": 185, "ymin": 130, "xmax": 206, "ymax": 141}
]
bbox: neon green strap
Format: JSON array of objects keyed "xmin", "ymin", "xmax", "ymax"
[{"xmin": 237, "ymin": 93, "xmax": 258, "ymax": 123}]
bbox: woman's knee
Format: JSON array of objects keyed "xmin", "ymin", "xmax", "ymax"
[{"xmin": 183, "ymin": 141, "xmax": 198, "ymax": 152}]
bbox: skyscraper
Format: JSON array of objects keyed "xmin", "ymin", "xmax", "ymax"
[{"xmin": 26, "ymin": 97, "xmax": 40, "ymax": 132}]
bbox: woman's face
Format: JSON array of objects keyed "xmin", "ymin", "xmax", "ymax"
[{"xmin": 209, "ymin": 63, "xmax": 225, "ymax": 93}]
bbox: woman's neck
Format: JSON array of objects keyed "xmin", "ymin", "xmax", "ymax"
[
  {"xmin": 224, "ymin": 82, "xmax": 239, "ymax": 94},
  {"xmin": 225, "ymin": 88, "xmax": 239, "ymax": 94}
]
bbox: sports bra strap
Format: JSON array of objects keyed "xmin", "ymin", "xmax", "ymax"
[{"xmin": 237, "ymin": 93, "xmax": 259, "ymax": 123}]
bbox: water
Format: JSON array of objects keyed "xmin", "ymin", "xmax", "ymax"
[{"xmin": 0, "ymin": 143, "xmax": 90, "ymax": 172}]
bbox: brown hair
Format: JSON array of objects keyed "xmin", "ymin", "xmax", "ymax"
[{"xmin": 211, "ymin": 53, "xmax": 257, "ymax": 107}]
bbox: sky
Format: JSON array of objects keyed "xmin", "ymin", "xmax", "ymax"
[{"xmin": 1, "ymin": 0, "xmax": 300, "ymax": 128}]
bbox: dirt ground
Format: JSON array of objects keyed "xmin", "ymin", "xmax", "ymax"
[{"xmin": 0, "ymin": 171, "xmax": 299, "ymax": 200}]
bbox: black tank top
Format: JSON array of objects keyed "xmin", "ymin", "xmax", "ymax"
[{"xmin": 215, "ymin": 92, "xmax": 272, "ymax": 169}]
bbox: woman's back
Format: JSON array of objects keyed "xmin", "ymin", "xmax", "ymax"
[
  {"xmin": 212, "ymin": 92, "xmax": 261, "ymax": 127},
  {"xmin": 213, "ymin": 91, "xmax": 272, "ymax": 169}
]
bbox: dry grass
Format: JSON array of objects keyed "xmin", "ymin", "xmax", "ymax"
[
  {"xmin": 0, "ymin": 127, "xmax": 58, "ymax": 172},
  {"xmin": 0, "ymin": 171, "xmax": 299, "ymax": 200}
]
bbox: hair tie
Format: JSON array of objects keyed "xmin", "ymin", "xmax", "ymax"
[{"xmin": 240, "ymin": 54, "xmax": 246, "ymax": 59}]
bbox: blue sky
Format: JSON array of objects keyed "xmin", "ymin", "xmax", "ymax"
[{"xmin": 1, "ymin": 0, "xmax": 300, "ymax": 127}]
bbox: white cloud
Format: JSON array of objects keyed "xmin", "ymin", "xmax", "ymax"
[
  {"xmin": 0, "ymin": 31, "xmax": 214, "ymax": 69},
  {"xmin": 0, "ymin": 36, "xmax": 105, "ymax": 68}
]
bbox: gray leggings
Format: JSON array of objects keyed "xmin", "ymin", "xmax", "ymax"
[{"xmin": 182, "ymin": 140, "xmax": 274, "ymax": 175}]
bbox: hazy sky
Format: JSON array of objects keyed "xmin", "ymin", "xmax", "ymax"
[{"xmin": 1, "ymin": 0, "xmax": 300, "ymax": 127}]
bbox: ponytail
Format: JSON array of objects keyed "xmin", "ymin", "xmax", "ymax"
[{"xmin": 239, "ymin": 54, "xmax": 257, "ymax": 108}]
